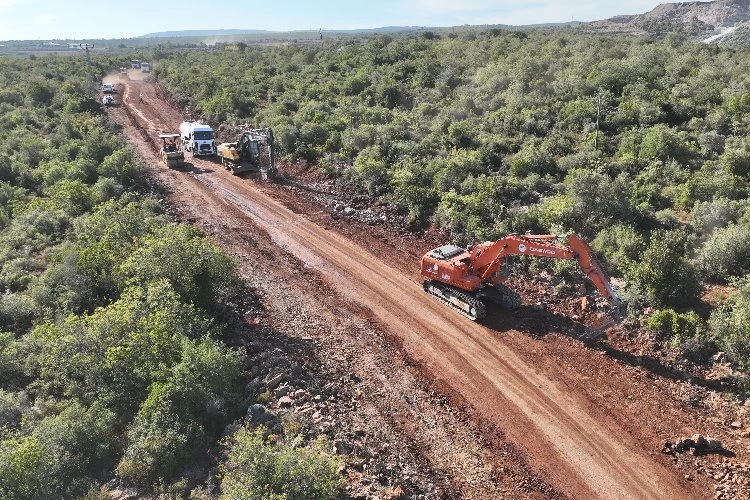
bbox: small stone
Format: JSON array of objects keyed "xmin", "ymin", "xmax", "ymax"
[
  {"xmin": 294, "ymin": 389, "xmax": 307, "ymax": 399},
  {"xmin": 343, "ymin": 207, "xmax": 355, "ymax": 216},
  {"xmin": 266, "ymin": 374, "xmax": 286, "ymax": 391},
  {"xmin": 731, "ymin": 421, "xmax": 743, "ymax": 429},
  {"xmin": 247, "ymin": 403, "xmax": 267, "ymax": 422},
  {"xmin": 332, "ymin": 439, "xmax": 352, "ymax": 455},
  {"xmin": 580, "ymin": 296, "xmax": 591, "ymax": 311},
  {"xmin": 385, "ymin": 485, "xmax": 405, "ymax": 499},
  {"xmin": 278, "ymin": 396, "xmax": 293, "ymax": 408},
  {"xmin": 274, "ymin": 385, "xmax": 291, "ymax": 398}
]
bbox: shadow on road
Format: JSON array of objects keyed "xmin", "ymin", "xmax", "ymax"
[
  {"xmin": 177, "ymin": 162, "xmax": 216, "ymax": 175},
  {"xmin": 481, "ymin": 304, "xmax": 738, "ymax": 395}
]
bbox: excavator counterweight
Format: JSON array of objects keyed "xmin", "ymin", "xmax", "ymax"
[{"xmin": 420, "ymin": 234, "xmax": 623, "ymax": 321}]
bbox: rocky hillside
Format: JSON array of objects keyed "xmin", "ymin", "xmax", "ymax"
[
  {"xmin": 588, "ymin": 0, "xmax": 750, "ymax": 34},
  {"xmin": 716, "ymin": 19, "xmax": 750, "ymax": 45}
]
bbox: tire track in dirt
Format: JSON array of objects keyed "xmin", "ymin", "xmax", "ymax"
[{"xmin": 110, "ymin": 75, "xmax": 707, "ymax": 499}]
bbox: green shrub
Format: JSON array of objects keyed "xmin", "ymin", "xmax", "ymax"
[
  {"xmin": 646, "ymin": 308, "xmax": 705, "ymax": 348},
  {"xmin": 708, "ymin": 277, "xmax": 750, "ymax": 371},
  {"xmin": 509, "ymin": 144, "xmax": 558, "ymax": 178},
  {"xmin": 691, "ymin": 198, "xmax": 747, "ymax": 235},
  {"xmin": 220, "ymin": 427, "xmax": 342, "ymax": 500},
  {"xmin": 628, "ymin": 229, "xmax": 700, "ymax": 305},
  {"xmin": 0, "ymin": 293, "xmax": 37, "ymax": 332},
  {"xmin": 563, "ymin": 169, "xmax": 633, "ymax": 237},
  {"xmin": 0, "ymin": 389, "xmax": 22, "ymax": 429},
  {"xmin": 117, "ymin": 382, "xmax": 204, "ymax": 488},
  {"xmin": 351, "ymin": 146, "xmax": 391, "ymax": 196},
  {"xmin": 591, "ymin": 225, "xmax": 645, "ymax": 276},
  {"xmin": 0, "ymin": 433, "xmax": 49, "ymax": 500},
  {"xmin": 638, "ymin": 124, "xmax": 693, "ymax": 163},
  {"xmin": 117, "ymin": 224, "xmax": 239, "ymax": 312},
  {"xmin": 696, "ymin": 223, "xmax": 750, "ymax": 282}
]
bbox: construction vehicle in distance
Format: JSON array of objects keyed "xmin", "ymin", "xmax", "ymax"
[
  {"xmin": 102, "ymin": 95, "xmax": 116, "ymax": 107},
  {"xmin": 159, "ymin": 133, "xmax": 184, "ymax": 169},
  {"xmin": 141, "ymin": 62, "xmax": 151, "ymax": 73},
  {"xmin": 179, "ymin": 121, "xmax": 217, "ymax": 156},
  {"xmin": 217, "ymin": 128, "xmax": 276, "ymax": 179},
  {"xmin": 131, "ymin": 59, "xmax": 141, "ymax": 69},
  {"xmin": 421, "ymin": 234, "xmax": 623, "ymax": 321}
]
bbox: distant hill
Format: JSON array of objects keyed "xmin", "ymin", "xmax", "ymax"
[
  {"xmin": 588, "ymin": 0, "xmax": 750, "ymax": 35},
  {"xmin": 140, "ymin": 29, "xmax": 271, "ymax": 38},
  {"xmin": 139, "ymin": 26, "xmax": 433, "ymax": 38}
]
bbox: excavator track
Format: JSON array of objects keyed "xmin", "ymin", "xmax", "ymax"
[
  {"xmin": 423, "ymin": 280, "xmax": 487, "ymax": 321},
  {"xmin": 478, "ymin": 283, "xmax": 522, "ymax": 310}
]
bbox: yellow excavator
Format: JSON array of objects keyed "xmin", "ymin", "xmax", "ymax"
[{"xmin": 217, "ymin": 128, "xmax": 275, "ymax": 179}]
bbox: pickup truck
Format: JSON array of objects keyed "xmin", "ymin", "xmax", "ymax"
[{"xmin": 101, "ymin": 83, "xmax": 115, "ymax": 93}]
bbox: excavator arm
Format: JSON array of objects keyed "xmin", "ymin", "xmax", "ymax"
[
  {"xmin": 565, "ymin": 235, "xmax": 623, "ymax": 307},
  {"xmin": 466, "ymin": 234, "xmax": 622, "ymax": 306}
]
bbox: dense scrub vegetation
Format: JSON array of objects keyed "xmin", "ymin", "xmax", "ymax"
[
  {"xmin": 0, "ymin": 56, "xmax": 339, "ymax": 497},
  {"xmin": 154, "ymin": 31, "xmax": 750, "ymax": 375}
]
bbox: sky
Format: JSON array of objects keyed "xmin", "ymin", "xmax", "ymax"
[{"xmin": 0, "ymin": 0, "xmax": 672, "ymax": 41}]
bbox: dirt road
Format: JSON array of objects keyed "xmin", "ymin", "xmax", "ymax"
[{"xmin": 106, "ymin": 71, "xmax": 727, "ymax": 499}]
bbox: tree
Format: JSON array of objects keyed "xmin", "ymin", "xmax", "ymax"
[{"xmin": 628, "ymin": 229, "xmax": 700, "ymax": 305}]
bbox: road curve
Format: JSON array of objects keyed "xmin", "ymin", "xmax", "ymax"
[{"xmin": 114, "ymin": 75, "xmax": 698, "ymax": 499}]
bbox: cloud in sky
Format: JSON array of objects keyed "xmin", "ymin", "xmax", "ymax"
[
  {"xmin": 0, "ymin": 0, "xmax": 31, "ymax": 9},
  {"xmin": 411, "ymin": 0, "xmax": 518, "ymax": 13},
  {"xmin": 33, "ymin": 13, "xmax": 55, "ymax": 25}
]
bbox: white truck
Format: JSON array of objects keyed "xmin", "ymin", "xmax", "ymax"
[
  {"xmin": 101, "ymin": 83, "xmax": 115, "ymax": 93},
  {"xmin": 141, "ymin": 62, "xmax": 151, "ymax": 73},
  {"xmin": 179, "ymin": 121, "xmax": 217, "ymax": 156}
]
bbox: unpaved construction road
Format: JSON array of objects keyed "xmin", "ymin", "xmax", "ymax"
[{"xmin": 104, "ymin": 70, "xmax": 750, "ymax": 499}]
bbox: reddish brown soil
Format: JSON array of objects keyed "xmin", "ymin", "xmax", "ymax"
[{"xmin": 105, "ymin": 71, "xmax": 750, "ymax": 499}]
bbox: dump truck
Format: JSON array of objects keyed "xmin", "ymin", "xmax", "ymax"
[
  {"xmin": 217, "ymin": 128, "xmax": 275, "ymax": 178},
  {"xmin": 159, "ymin": 133, "xmax": 184, "ymax": 168}
]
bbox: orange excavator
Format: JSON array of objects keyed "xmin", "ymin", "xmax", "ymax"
[{"xmin": 420, "ymin": 234, "xmax": 623, "ymax": 321}]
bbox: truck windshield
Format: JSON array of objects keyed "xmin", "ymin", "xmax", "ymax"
[{"xmin": 194, "ymin": 131, "xmax": 214, "ymax": 140}]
